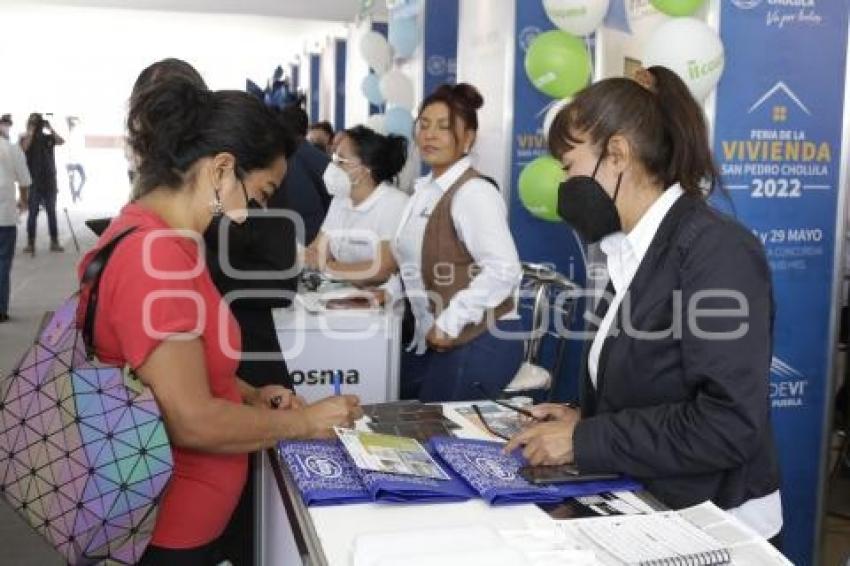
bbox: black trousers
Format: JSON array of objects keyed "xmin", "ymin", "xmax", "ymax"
[
  {"xmin": 26, "ymin": 188, "xmax": 58, "ymax": 243},
  {"xmin": 218, "ymin": 456, "xmax": 257, "ymax": 565}
]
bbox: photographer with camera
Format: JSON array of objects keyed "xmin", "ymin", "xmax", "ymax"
[{"xmin": 19, "ymin": 112, "xmax": 64, "ymax": 254}]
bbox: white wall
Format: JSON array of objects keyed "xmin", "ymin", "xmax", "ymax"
[
  {"xmin": 0, "ymin": 2, "xmax": 344, "ymax": 135},
  {"xmin": 455, "ymin": 0, "xmax": 516, "ymax": 200},
  {"xmin": 319, "ymin": 36, "xmax": 337, "ymax": 125},
  {"xmin": 345, "ymin": 18, "xmax": 372, "ymax": 130}
]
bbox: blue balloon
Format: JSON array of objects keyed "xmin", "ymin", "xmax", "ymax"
[
  {"xmin": 388, "ymin": 16, "xmax": 419, "ymax": 59},
  {"xmin": 385, "ymin": 106, "xmax": 414, "ymax": 139},
  {"xmin": 361, "ymin": 73, "xmax": 385, "ymax": 106}
]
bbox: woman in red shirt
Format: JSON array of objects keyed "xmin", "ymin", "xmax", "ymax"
[{"xmin": 78, "ymin": 78, "xmax": 362, "ymax": 565}]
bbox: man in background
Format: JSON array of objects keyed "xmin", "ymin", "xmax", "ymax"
[
  {"xmin": 20, "ymin": 112, "xmax": 64, "ymax": 254},
  {"xmin": 0, "ymin": 114, "xmax": 32, "ymax": 322},
  {"xmin": 306, "ymin": 120, "xmax": 334, "ymax": 155},
  {"xmin": 275, "ymin": 103, "xmax": 332, "ymax": 245}
]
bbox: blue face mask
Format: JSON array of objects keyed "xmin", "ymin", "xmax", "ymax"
[{"xmin": 557, "ymin": 153, "xmax": 623, "ymax": 244}]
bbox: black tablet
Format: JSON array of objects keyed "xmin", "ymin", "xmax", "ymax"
[{"xmin": 519, "ymin": 464, "xmax": 620, "ymax": 485}]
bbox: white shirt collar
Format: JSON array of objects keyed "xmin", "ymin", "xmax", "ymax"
[
  {"xmin": 598, "ymin": 184, "xmax": 684, "ymax": 290},
  {"xmin": 418, "ymin": 155, "xmax": 473, "ymax": 194},
  {"xmin": 346, "ymin": 182, "xmax": 390, "ymax": 213},
  {"xmin": 626, "ymin": 183, "xmax": 684, "ymax": 261}
]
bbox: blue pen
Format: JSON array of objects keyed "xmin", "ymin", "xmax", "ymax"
[{"xmin": 334, "ymin": 369, "xmax": 342, "ymax": 396}]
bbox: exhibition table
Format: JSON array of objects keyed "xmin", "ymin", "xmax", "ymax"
[{"xmin": 254, "ymin": 403, "xmax": 666, "ymax": 566}]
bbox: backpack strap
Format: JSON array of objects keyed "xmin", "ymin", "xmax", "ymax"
[{"xmin": 80, "ymin": 226, "xmax": 137, "ymax": 359}]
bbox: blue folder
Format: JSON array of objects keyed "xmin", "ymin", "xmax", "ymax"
[
  {"xmin": 279, "ymin": 440, "xmax": 473, "ymax": 507},
  {"xmin": 279, "ymin": 440, "xmax": 371, "ymax": 506},
  {"xmin": 429, "ymin": 437, "xmax": 641, "ymax": 505},
  {"xmin": 280, "ymin": 438, "xmax": 641, "ymax": 508}
]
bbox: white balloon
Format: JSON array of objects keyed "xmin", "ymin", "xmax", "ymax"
[
  {"xmin": 543, "ymin": 98, "xmax": 571, "ymax": 140},
  {"xmin": 543, "ymin": 0, "xmax": 611, "ymax": 36},
  {"xmin": 379, "ymin": 70, "xmax": 415, "ymax": 109},
  {"xmin": 366, "ymin": 113, "xmax": 386, "ymax": 134},
  {"xmin": 360, "ymin": 31, "xmax": 392, "ymax": 75},
  {"xmin": 626, "ymin": 0, "xmax": 669, "ymax": 40},
  {"xmin": 642, "ymin": 17, "xmax": 724, "ymax": 100}
]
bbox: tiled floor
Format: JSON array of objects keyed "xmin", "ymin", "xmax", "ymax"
[{"xmin": 0, "ymin": 207, "xmax": 90, "ymax": 566}]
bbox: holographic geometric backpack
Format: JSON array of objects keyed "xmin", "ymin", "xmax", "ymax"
[{"xmin": 0, "ymin": 228, "xmax": 173, "ymax": 564}]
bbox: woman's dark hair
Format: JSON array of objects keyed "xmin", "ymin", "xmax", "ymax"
[
  {"xmin": 130, "ymin": 58, "xmax": 207, "ymax": 106},
  {"xmin": 128, "ymin": 77, "xmax": 296, "ymax": 196},
  {"xmin": 343, "ymin": 125, "xmax": 408, "ymax": 185},
  {"xmin": 417, "ymin": 83, "xmax": 484, "ymax": 146},
  {"xmin": 548, "ymin": 66, "xmax": 720, "ymax": 197}
]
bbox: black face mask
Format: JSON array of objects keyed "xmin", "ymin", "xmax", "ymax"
[
  {"xmin": 203, "ymin": 173, "xmax": 263, "ymax": 251},
  {"xmin": 557, "ymin": 153, "xmax": 623, "ymax": 244}
]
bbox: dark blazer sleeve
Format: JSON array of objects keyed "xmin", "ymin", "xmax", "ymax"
[
  {"xmin": 573, "ymin": 221, "xmax": 774, "ymax": 477},
  {"xmin": 206, "ymin": 213, "xmax": 299, "ymax": 309},
  {"xmin": 274, "ymin": 142, "xmax": 331, "ymax": 245}
]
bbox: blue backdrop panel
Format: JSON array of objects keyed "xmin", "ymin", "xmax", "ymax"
[
  {"xmin": 335, "ymin": 39, "xmax": 347, "ymax": 131},
  {"xmin": 309, "ymin": 53, "xmax": 320, "ymax": 123},
  {"xmin": 510, "ymin": 0, "xmax": 589, "ymax": 402},
  {"xmin": 423, "ymin": 0, "xmax": 458, "ymax": 97},
  {"xmin": 290, "ymin": 63, "xmax": 300, "ymax": 93},
  {"xmin": 712, "ymin": 2, "xmax": 849, "ymax": 564}
]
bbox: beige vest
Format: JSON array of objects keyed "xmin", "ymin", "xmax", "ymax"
[{"xmin": 420, "ymin": 168, "xmax": 514, "ymax": 346}]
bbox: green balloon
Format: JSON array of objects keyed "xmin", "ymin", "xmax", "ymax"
[
  {"xmin": 524, "ymin": 30, "xmax": 591, "ymax": 99},
  {"xmin": 649, "ymin": 0, "xmax": 705, "ymax": 17},
  {"xmin": 518, "ymin": 155, "xmax": 566, "ymax": 222}
]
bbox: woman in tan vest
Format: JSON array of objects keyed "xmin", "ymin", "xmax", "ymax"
[{"xmin": 392, "ymin": 83, "xmax": 524, "ymax": 401}]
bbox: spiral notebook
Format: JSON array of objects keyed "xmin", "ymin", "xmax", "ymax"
[
  {"xmin": 576, "ymin": 512, "xmax": 731, "ymax": 566},
  {"xmin": 538, "ymin": 501, "xmax": 762, "ymax": 566}
]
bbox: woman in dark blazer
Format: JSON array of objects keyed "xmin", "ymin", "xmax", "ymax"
[{"xmin": 506, "ymin": 66, "xmax": 782, "ymax": 543}]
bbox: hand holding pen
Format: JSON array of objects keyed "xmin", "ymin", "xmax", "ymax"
[{"xmin": 333, "ymin": 370, "xmax": 343, "ymax": 396}]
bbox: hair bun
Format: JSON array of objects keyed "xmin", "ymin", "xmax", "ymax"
[
  {"xmin": 382, "ymin": 134, "xmax": 409, "ymax": 181},
  {"xmin": 128, "ymin": 77, "xmax": 212, "ymax": 186},
  {"xmin": 452, "ymin": 83, "xmax": 484, "ymax": 111}
]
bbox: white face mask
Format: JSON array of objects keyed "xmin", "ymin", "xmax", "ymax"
[{"xmin": 323, "ymin": 161, "xmax": 352, "ymax": 198}]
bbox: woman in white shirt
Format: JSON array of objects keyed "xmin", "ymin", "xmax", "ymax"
[
  {"xmin": 304, "ymin": 125, "xmax": 409, "ymax": 286},
  {"xmin": 392, "ymin": 83, "xmax": 524, "ymax": 402}
]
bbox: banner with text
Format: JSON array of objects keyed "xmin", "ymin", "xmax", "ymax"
[{"xmin": 713, "ymin": 2, "xmax": 849, "ymax": 564}]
